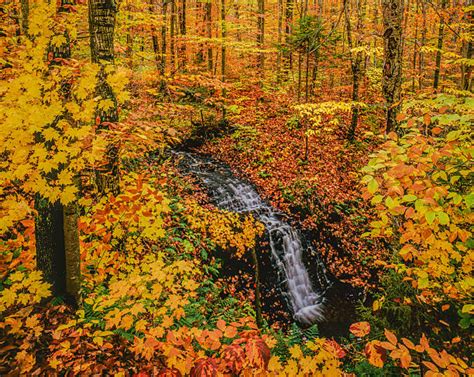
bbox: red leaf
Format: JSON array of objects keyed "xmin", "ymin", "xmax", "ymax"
[{"xmin": 190, "ymin": 358, "xmax": 218, "ymax": 377}]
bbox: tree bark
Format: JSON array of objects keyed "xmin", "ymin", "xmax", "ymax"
[
  {"xmin": 257, "ymin": 0, "xmax": 265, "ymax": 73},
  {"xmin": 283, "ymin": 0, "xmax": 294, "ymax": 78},
  {"xmin": 345, "ymin": 0, "xmax": 364, "ymax": 141},
  {"xmin": 36, "ymin": 0, "xmax": 81, "ymax": 304},
  {"xmin": 63, "ymin": 201, "xmax": 81, "ymax": 304},
  {"xmin": 170, "ymin": 0, "xmax": 176, "ymax": 71},
  {"xmin": 205, "ymin": 1, "xmax": 213, "ymax": 72},
  {"xmin": 178, "ymin": 0, "xmax": 186, "ymax": 69},
  {"xmin": 433, "ymin": 0, "xmax": 447, "ymax": 91},
  {"xmin": 382, "ymin": 0, "xmax": 404, "ymax": 134},
  {"xmin": 88, "ymin": 0, "xmax": 120, "ymax": 195},
  {"xmin": 221, "ymin": 0, "xmax": 226, "ymax": 82},
  {"xmin": 35, "ymin": 198, "xmax": 67, "ymax": 297},
  {"xmin": 20, "ymin": 0, "xmax": 29, "ymax": 37}
]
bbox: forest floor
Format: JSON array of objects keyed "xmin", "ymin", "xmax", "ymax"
[{"xmin": 151, "ymin": 76, "xmax": 390, "ymax": 290}]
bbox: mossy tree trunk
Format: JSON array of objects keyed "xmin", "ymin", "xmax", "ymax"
[
  {"xmin": 382, "ymin": 0, "xmax": 404, "ymax": 134},
  {"xmin": 88, "ymin": 0, "xmax": 120, "ymax": 195}
]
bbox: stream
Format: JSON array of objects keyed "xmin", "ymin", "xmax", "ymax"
[{"xmin": 176, "ymin": 151, "xmax": 359, "ymax": 330}]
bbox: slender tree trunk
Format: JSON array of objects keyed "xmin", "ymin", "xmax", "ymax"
[
  {"xmin": 345, "ymin": 0, "xmax": 364, "ymax": 141},
  {"xmin": 196, "ymin": 0, "xmax": 204, "ymax": 63},
  {"xmin": 178, "ymin": 0, "xmax": 186, "ymax": 69},
  {"xmin": 412, "ymin": 0, "xmax": 419, "ymax": 92},
  {"xmin": 277, "ymin": 0, "xmax": 283, "ymax": 81},
  {"xmin": 418, "ymin": 0, "xmax": 426, "ymax": 89},
  {"xmin": 433, "ymin": 0, "xmax": 447, "ymax": 90},
  {"xmin": 170, "ymin": 0, "xmax": 176, "ymax": 72},
  {"xmin": 205, "ymin": 1, "xmax": 213, "ymax": 72},
  {"xmin": 257, "ymin": 0, "xmax": 265, "ymax": 73},
  {"xmin": 283, "ymin": 0, "xmax": 294, "ymax": 78},
  {"xmin": 20, "ymin": 0, "xmax": 29, "ymax": 37},
  {"xmin": 382, "ymin": 0, "xmax": 404, "ymax": 134},
  {"xmin": 250, "ymin": 248, "xmax": 263, "ymax": 328},
  {"xmin": 89, "ymin": 0, "xmax": 120, "ymax": 195},
  {"xmin": 305, "ymin": 44, "xmax": 310, "ymax": 101},
  {"xmin": 221, "ymin": 0, "xmax": 226, "ymax": 82},
  {"xmin": 460, "ymin": 0, "xmax": 472, "ymax": 90},
  {"xmin": 161, "ymin": 0, "xmax": 168, "ymax": 77},
  {"xmin": 63, "ymin": 201, "xmax": 81, "ymax": 304}
]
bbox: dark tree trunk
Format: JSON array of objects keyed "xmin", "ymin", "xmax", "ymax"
[
  {"xmin": 170, "ymin": 0, "xmax": 176, "ymax": 71},
  {"xmin": 221, "ymin": 0, "xmax": 226, "ymax": 82},
  {"xmin": 257, "ymin": 0, "xmax": 265, "ymax": 72},
  {"xmin": 433, "ymin": 0, "xmax": 447, "ymax": 90},
  {"xmin": 178, "ymin": 0, "xmax": 186, "ymax": 69},
  {"xmin": 36, "ymin": 0, "xmax": 81, "ymax": 304},
  {"xmin": 88, "ymin": 0, "xmax": 119, "ymax": 195},
  {"xmin": 205, "ymin": 2, "xmax": 213, "ymax": 72},
  {"xmin": 35, "ymin": 198, "xmax": 67, "ymax": 297},
  {"xmin": 88, "ymin": 0, "xmax": 116, "ymax": 63},
  {"xmin": 20, "ymin": 0, "xmax": 29, "ymax": 37},
  {"xmin": 283, "ymin": 0, "xmax": 294, "ymax": 78},
  {"xmin": 382, "ymin": 0, "xmax": 404, "ymax": 134},
  {"xmin": 345, "ymin": 0, "xmax": 364, "ymax": 141}
]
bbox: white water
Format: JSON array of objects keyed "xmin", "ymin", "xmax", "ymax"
[{"xmin": 179, "ymin": 152, "xmax": 331, "ymax": 325}]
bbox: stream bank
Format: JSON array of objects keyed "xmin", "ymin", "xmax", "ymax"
[{"xmin": 175, "ymin": 151, "xmax": 362, "ymax": 337}]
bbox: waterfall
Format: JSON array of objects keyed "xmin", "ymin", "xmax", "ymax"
[{"xmin": 177, "ymin": 152, "xmax": 332, "ymax": 325}]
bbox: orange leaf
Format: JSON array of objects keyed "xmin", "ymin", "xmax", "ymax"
[
  {"xmin": 324, "ymin": 339, "xmax": 346, "ymax": 359},
  {"xmin": 245, "ymin": 338, "xmax": 270, "ymax": 368},
  {"xmin": 365, "ymin": 340, "xmax": 386, "ymax": 368},
  {"xmin": 349, "ymin": 321, "xmax": 371, "ymax": 337},
  {"xmin": 190, "ymin": 358, "xmax": 218, "ymax": 377},
  {"xmin": 384, "ymin": 329, "xmax": 398, "ymax": 345}
]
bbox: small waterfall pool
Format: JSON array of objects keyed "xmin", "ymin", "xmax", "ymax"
[{"xmin": 176, "ymin": 151, "xmax": 359, "ymax": 329}]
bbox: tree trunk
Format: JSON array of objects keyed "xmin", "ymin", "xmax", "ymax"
[
  {"xmin": 382, "ymin": 0, "xmax": 404, "ymax": 134},
  {"xmin": 277, "ymin": 0, "xmax": 283, "ymax": 81},
  {"xmin": 170, "ymin": 0, "xmax": 176, "ymax": 72},
  {"xmin": 20, "ymin": 0, "xmax": 29, "ymax": 37},
  {"xmin": 221, "ymin": 0, "xmax": 226, "ymax": 82},
  {"xmin": 36, "ymin": 0, "xmax": 81, "ymax": 304},
  {"xmin": 178, "ymin": 0, "xmax": 186, "ymax": 69},
  {"xmin": 257, "ymin": 0, "xmax": 265, "ymax": 73},
  {"xmin": 161, "ymin": 0, "xmax": 168, "ymax": 77},
  {"xmin": 460, "ymin": 0, "xmax": 472, "ymax": 90},
  {"xmin": 344, "ymin": 0, "xmax": 364, "ymax": 141},
  {"xmin": 418, "ymin": 0, "xmax": 426, "ymax": 89},
  {"xmin": 205, "ymin": 2, "xmax": 213, "ymax": 72},
  {"xmin": 283, "ymin": 0, "xmax": 294, "ymax": 78},
  {"xmin": 412, "ymin": 0, "xmax": 419, "ymax": 92},
  {"xmin": 433, "ymin": 0, "xmax": 447, "ymax": 90},
  {"xmin": 250, "ymin": 247, "xmax": 263, "ymax": 328},
  {"xmin": 35, "ymin": 198, "xmax": 67, "ymax": 297},
  {"xmin": 63, "ymin": 201, "xmax": 81, "ymax": 304},
  {"xmin": 88, "ymin": 0, "xmax": 120, "ymax": 195}
]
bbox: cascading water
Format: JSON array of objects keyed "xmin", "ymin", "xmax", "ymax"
[{"xmin": 177, "ymin": 152, "xmax": 332, "ymax": 326}]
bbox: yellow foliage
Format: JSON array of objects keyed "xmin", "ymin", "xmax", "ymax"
[{"xmin": 185, "ymin": 200, "xmax": 264, "ymax": 257}]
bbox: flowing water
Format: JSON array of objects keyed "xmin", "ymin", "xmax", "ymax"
[{"xmin": 177, "ymin": 152, "xmax": 334, "ymax": 326}]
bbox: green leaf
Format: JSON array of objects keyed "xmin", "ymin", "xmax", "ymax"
[
  {"xmin": 465, "ymin": 193, "xmax": 474, "ymax": 208},
  {"xmin": 368, "ymin": 179, "xmax": 379, "ymax": 194},
  {"xmin": 425, "ymin": 211, "xmax": 436, "ymax": 225},
  {"xmin": 437, "ymin": 211, "xmax": 450, "ymax": 225},
  {"xmin": 402, "ymin": 194, "xmax": 417, "ymax": 202}
]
